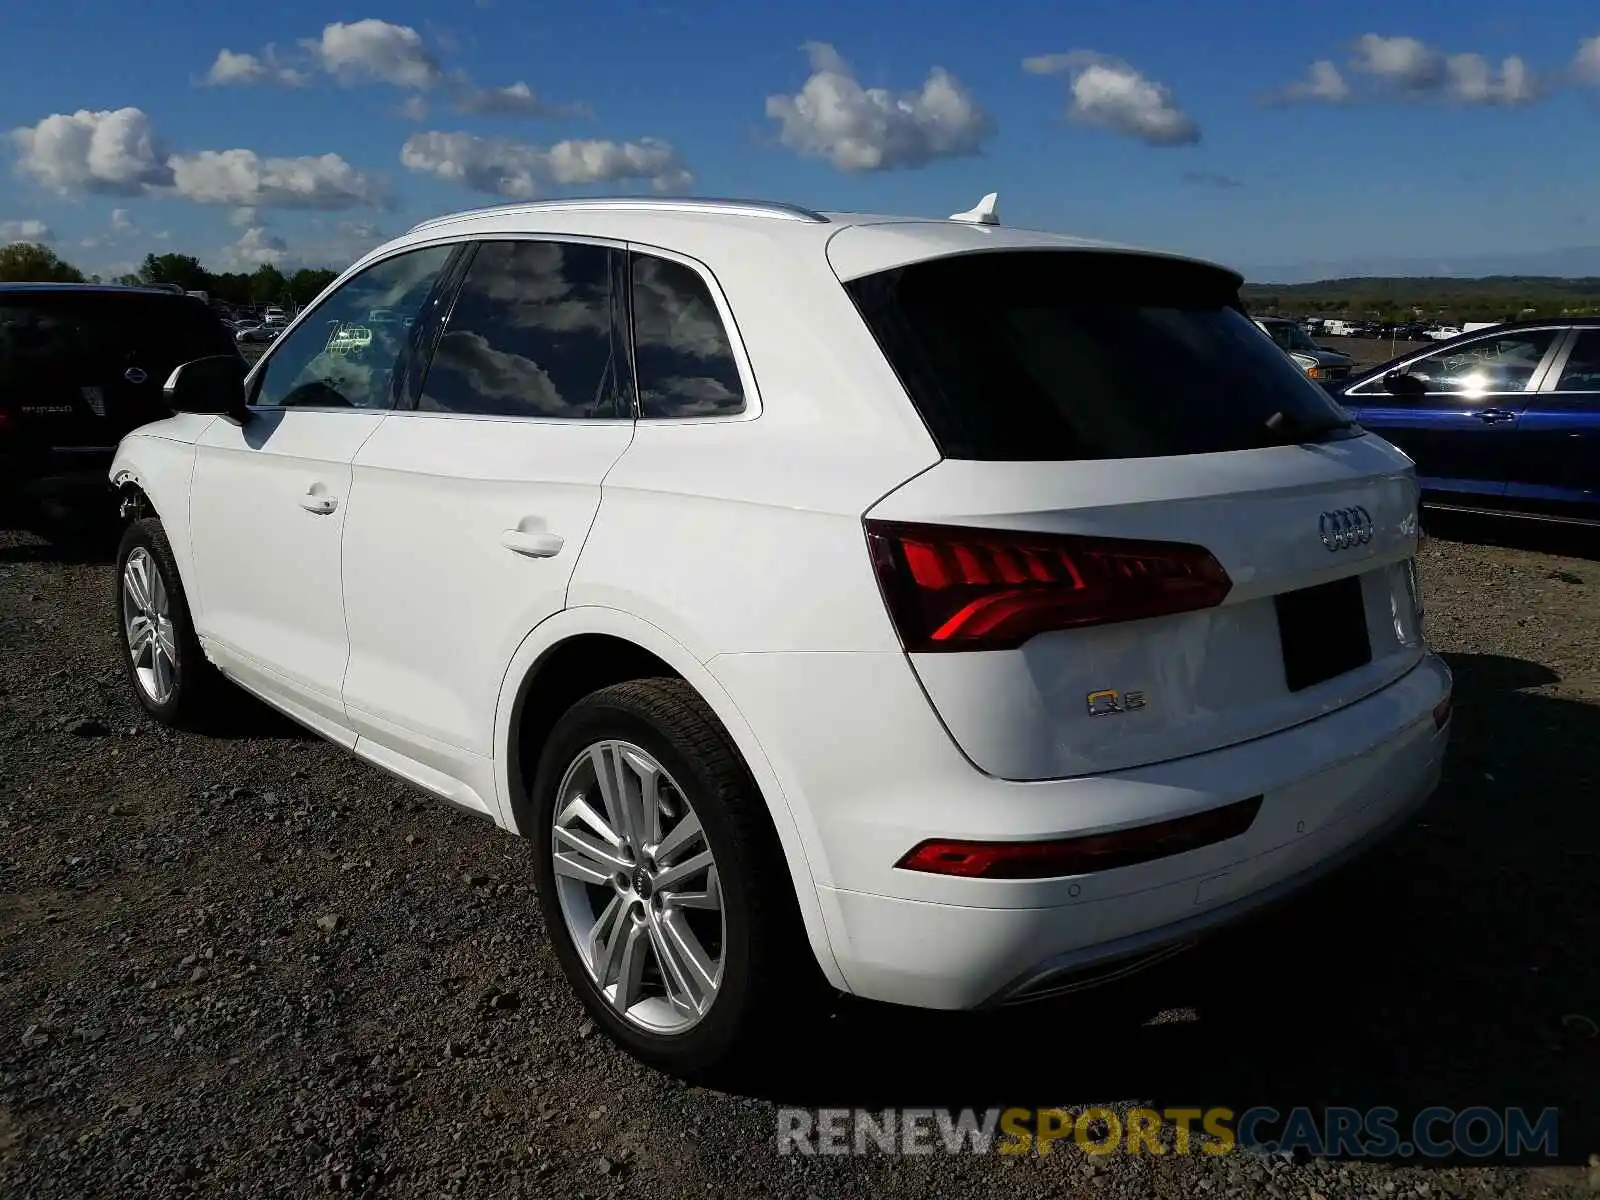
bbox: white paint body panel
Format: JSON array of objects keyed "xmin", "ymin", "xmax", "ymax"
[{"xmin": 105, "ymin": 199, "xmax": 1453, "ymax": 1012}]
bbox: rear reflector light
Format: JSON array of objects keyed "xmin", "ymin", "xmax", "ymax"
[
  {"xmin": 1432, "ymin": 695, "xmax": 1452, "ymax": 730},
  {"xmin": 897, "ymin": 796, "xmax": 1263, "ymax": 880},
  {"xmin": 864, "ymin": 520, "xmax": 1232, "ymax": 652}
]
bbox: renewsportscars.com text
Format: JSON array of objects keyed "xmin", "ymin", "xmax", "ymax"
[{"xmin": 776, "ymin": 1106, "xmax": 1560, "ymax": 1159}]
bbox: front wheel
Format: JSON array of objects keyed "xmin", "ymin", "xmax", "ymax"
[
  {"xmin": 114, "ymin": 517, "xmax": 227, "ymax": 728},
  {"xmin": 530, "ymin": 678, "xmax": 817, "ymax": 1080}
]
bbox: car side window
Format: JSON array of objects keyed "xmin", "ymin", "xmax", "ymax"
[
  {"xmin": 630, "ymin": 253, "xmax": 746, "ymax": 418},
  {"xmin": 250, "ymin": 244, "xmax": 454, "ymax": 410},
  {"xmin": 417, "ymin": 239, "xmax": 623, "ymax": 420},
  {"xmin": 1400, "ymin": 330, "xmax": 1560, "ymax": 398},
  {"xmin": 1553, "ymin": 331, "xmax": 1600, "ymax": 393}
]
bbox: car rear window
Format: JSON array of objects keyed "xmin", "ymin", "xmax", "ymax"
[
  {"xmin": 0, "ymin": 292, "xmax": 236, "ymax": 386},
  {"xmin": 844, "ymin": 251, "xmax": 1357, "ymax": 461}
]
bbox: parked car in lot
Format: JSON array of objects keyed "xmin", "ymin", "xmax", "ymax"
[
  {"xmin": 1335, "ymin": 318, "xmax": 1600, "ymax": 524},
  {"xmin": 234, "ymin": 323, "xmax": 282, "ymax": 345},
  {"xmin": 1253, "ymin": 316, "xmax": 1355, "ymax": 384},
  {"xmin": 106, "ymin": 195, "xmax": 1451, "ymax": 1077},
  {"xmin": 0, "ymin": 283, "xmax": 239, "ymax": 523}
]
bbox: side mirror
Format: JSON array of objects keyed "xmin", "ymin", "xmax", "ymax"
[
  {"xmin": 1383, "ymin": 369, "xmax": 1425, "ymax": 398},
  {"xmin": 164, "ymin": 355, "xmax": 252, "ymax": 424}
]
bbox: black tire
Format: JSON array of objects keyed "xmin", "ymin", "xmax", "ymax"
[
  {"xmin": 113, "ymin": 517, "xmax": 228, "ymax": 729},
  {"xmin": 530, "ymin": 678, "xmax": 821, "ymax": 1082}
]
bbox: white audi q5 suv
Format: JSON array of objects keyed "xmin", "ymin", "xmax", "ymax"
[{"xmin": 108, "ymin": 194, "xmax": 1452, "ymax": 1077}]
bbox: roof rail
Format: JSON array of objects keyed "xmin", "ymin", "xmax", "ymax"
[{"xmin": 407, "ymin": 196, "xmax": 830, "ymax": 235}]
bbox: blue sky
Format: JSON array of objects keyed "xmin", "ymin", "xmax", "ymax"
[{"xmin": 2, "ymin": 0, "xmax": 1597, "ymax": 283}]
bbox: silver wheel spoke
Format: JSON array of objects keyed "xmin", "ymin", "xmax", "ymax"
[
  {"xmin": 607, "ymin": 918, "xmax": 650, "ymax": 1015},
  {"xmin": 654, "ymin": 808, "xmax": 702, "ymax": 866},
  {"xmin": 152, "ymin": 643, "xmax": 173, "ymax": 701},
  {"xmin": 588, "ymin": 745, "xmax": 628, "ymax": 844},
  {"xmin": 653, "ymin": 848, "xmax": 713, "ymax": 892},
  {"xmin": 644, "ymin": 913, "xmax": 702, "ymax": 1016},
  {"xmin": 553, "ymin": 826, "xmax": 628, "ymax": 886},
  {"xmin": 664, "ymin": 865, "xmax": 722, "ymax": 911},
  {"xmin": 127, "ymin": 616, "xmax": 154, "ymax": 662},
  {"xmin": 588, "ymin": 894, "xmax": 628, "ymax": 979},
  {"xmin": 660, "ymin": 910, "xmax": 719, "ymax": 995},
  {"xmin": 620, "ymin": 748, "xmax": 663, "ymax": 849}
]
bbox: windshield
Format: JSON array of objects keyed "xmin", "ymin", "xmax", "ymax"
[
  {"xmin": 1261, "ymin": 320, "xmax": 1321, "ymax": 354},
  {"xmin": 844, "ymin": 251, "xmax": 1356, "ymax": 462}
]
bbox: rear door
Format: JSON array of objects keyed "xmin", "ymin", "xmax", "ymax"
[
  {"xmin": 840, "ymin": 246, "xmax": 1428, "ymax": 781},
  {"xmin": 1341, "ymin": 327, "xmax": 1565, "ymax": 499},
  {"xmin": 1506, "ymin": 328, "xmax": 1600, "ymax": 514}
]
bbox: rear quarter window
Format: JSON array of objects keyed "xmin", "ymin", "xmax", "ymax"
[{"xmin": 844, "ymin": 251, "xmax": 1356, "ymax": 461}]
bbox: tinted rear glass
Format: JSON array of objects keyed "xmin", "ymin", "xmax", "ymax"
[
  {"xmin": 844, "ymin": 252, "xmax": 1356, "ymax": 461},
  {"xmin": 0, "ymin": 292, "xmax": 235, "ymax": 387}
]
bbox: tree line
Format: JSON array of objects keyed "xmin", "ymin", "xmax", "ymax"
[
  {"xmin": 0, "ymin": 242, "xmax": 340, "ymax": 310},
  {"xmin": 1242, "ymin": 275, "xmax": 1600, "ymax": 324}
]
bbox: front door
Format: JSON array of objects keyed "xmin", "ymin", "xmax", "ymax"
[
  {"xmin": 340, "ymin": 237, "xmax": 636, "ymax": 775},
  {"xmin": 186, "ymin": 244, "xmax": 457, "ymax": 734}
]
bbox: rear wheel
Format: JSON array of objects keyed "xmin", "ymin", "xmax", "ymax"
[
  {"xmin": 115, "ymin": 517, "xmax": 227, "ymax": 728},
  {"xmin": 530, "ymin": 678, "xmax": 817, "ymax": 1080}
]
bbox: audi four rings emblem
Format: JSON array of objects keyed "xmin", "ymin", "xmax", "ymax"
[{"xmin": 1319, "ymin": 506, "xmax": 1374, "ymax": 551}]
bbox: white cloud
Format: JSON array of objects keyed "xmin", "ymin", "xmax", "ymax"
[
  {"xmin": 1347, "ymin": 35, "xmax": 1541, "ymax": 105},
  {"xmin": 0, "ymin": 218, "xmax": 53, "ymax": 243},
  {"xmin": 1025, "ymin": 51, "xmax": 1199, "ymax": 146},
  {"xmin": 169, "ymin": 149, "xmax": 388, "ymax": 210},
  {"xmin": 220, "ymin": 226, "xmax": 289, "ymax": 269},
  {"xmin": 9, "ymin": 107, "xmax": 174, "ymax": 195},
  {"xmin": 110, "ymin": 207, "xmax": 133, "ymax": 232},
  {"xmin": 401, "ymin": 130, "xmax": 692, "ymax": 197},
  {"xmin": 9, "ymin": 106, "xmax": 389, "ymax": 211},
  {"xmin": 229, "ymin": 206, "xmax": 259, "ymax": 227},
  {"xmin": 1350, "ymin": 34, "xmax": 1445, "ymax": 90},
  {"xmin": 398, "ymin": 96, "xmax": 429, "ymax": 121},
  {"xmin": 765, "ymin": 42, "xmax": 991, "ymax": 171},
  {"xmin": 1443, "ymin": 53, "xmax": 1538, "ymax": 104},
  {"xmin": 205, "ymin": 47, "xmax": 309, "ymax": 87},
  {"xmin": 307, "ymin": 19, "xmax": 442, "ymax": 90},
  {"xmin": 1269, "ymin": 59, "xmax": 1351, "ymax": 104},
  {"xmin": 453, "ymin": 81, "xmax": 590, "ymax": 118},
  {"xmin": 1579, "ymin": 36, "xmax": 1600, "ymax": 82}
]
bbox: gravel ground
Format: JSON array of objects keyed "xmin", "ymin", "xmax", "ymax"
[
  {"xmin": 1317, "ymin": 337, "xmax": 1432, "ymax": 367},
  {"xmin": 1, "ymin": 516, "xmax": 1597, "ymax": 1199}
]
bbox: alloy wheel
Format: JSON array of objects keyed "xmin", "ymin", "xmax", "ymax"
[
  {"xmin": 550, "ymin": 740, "xmax": 725, "ymax": 1034},
  {"xmin": 122, "ymin": 547, "xmax": 177, "ymax": 705}
]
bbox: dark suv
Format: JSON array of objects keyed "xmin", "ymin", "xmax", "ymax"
[{"xmin": 1, "ymin": 284, "xmax": 238, "ymax": 523}]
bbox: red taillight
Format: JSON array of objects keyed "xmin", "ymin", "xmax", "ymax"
[
  {"xmin": 0, "ymin": 409, "xmax": 14, "ymax": 435},
  {"xmin": 897, "ymin": 796, "xmax": 1263, "ymax": 880},
  {"xmin": 1432, "ymin": 694, "xmax": 1452, "ymax": 730},
  {"xmin": 864, "ymin": 519, "xmax": 1233, "ymax": 652}
]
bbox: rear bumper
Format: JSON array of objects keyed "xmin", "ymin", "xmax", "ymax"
[
  {"xmin": 0, "ymin": 448, "xmax": 117, "ymax": 517},
  {"xmin": 709, "ymin": 649, "xmax": 1450, "ymax": 1010}
]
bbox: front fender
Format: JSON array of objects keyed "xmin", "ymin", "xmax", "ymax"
[
  {"xmin": 491, "ymin": 604, "xmax": 848, "ymax": 993},
  {"xmin": 109, "ymin": 419, "xmax": 212, "ymax": 620}
]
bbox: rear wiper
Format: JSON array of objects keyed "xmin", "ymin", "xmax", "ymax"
[{"xmin": 1264, "ymin": 409, "xmax": 1354, "ymax": 442}]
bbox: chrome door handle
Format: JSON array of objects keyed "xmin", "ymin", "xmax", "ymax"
[
  {"xmin": 500, "ymin": 529, "xmax": 565, "ymax": 558},
  {"xmin": 299, "ymin": 494, "xmax": 338, "ymax": 515},
  {"xmin": 1472, "ymin": 408, "xmax": 1516, "ymax": 424}
]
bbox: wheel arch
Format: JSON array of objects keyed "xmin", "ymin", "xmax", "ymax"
[{"xmin": 493, "ymin": 605, "xmax": 848, "ymax": 992}]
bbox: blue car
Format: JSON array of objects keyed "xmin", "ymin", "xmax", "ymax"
[{"xmin": 1334, "ymin": 318, "xmax": 1600, "ymax": 525}]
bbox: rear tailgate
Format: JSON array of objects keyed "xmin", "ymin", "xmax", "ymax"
[{"xmin": 868, "ymin": 442, "xmax": 1424, "ymax": 780}]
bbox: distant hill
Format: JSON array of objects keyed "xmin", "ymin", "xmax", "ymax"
[
  {"xmin": 1239, "ymin": 275, "xmax": 1600, "ymax": 322},
  {"xmin": 1238, "ymin": 245, "xmax": 1600, "ymax": 284}
]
